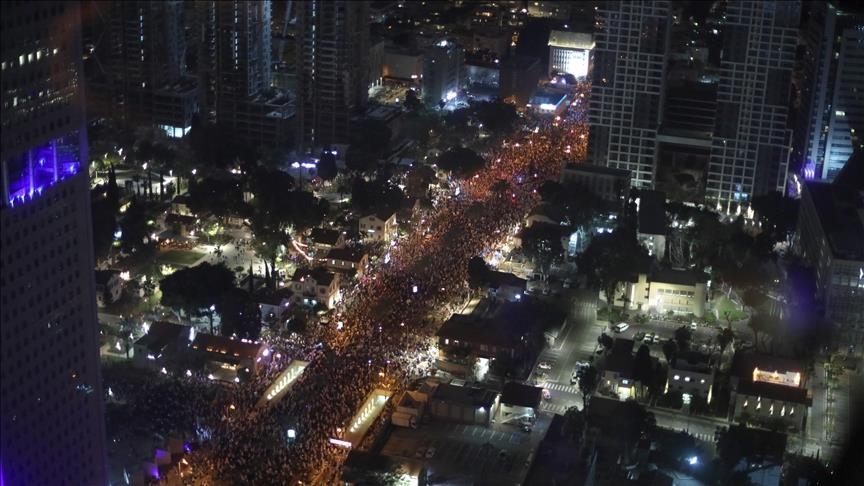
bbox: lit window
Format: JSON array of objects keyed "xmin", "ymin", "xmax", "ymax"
[
  {"xmin": 780, "ymin": 406, "xmax": 786, "ymax": 417},
  {"xmin": 743, "ymin": 400, "xmax": 748, "ymax": 408},
  {"xmin": 756, "ymin": 401, "xmax": 761, "ymax": 410},
  {"xmin": 769, "ymin": 404, "xmax": 774, "ymax": 415},
  {"xmin": 836, "ymin": 110, "xmax": 846, "ymax": 117},
  {"xmin": 673, "ymin": 375, "xmax": 680, "ymax": 380},
  {"xmin": 700, "ymin": 379, "xmax": 706, "ymax": 384},
  {"xmin": 789, "ymin": 407, "xmax": 794, "ymax": 415},
  {"xmin": 684, "ymin": 376, "xmax": 691, "ymax": 382}
]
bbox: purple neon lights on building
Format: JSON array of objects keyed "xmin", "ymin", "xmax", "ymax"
[{"xmin": 4, "ymin": 136, "xmax": 81, "ymax": 208}]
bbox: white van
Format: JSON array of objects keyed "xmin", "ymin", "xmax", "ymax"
[{"xmin": 613, "ymin": 323, "xmax": 630, "ymax": 333}]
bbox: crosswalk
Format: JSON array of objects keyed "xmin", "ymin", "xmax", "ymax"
[
  {"xmin": 540, "ymin": 402, "xmax": 569, "ymax": 415},
  {"xmin": 544, "ymin": 382, "xmax": 580, "ymax": 395}
]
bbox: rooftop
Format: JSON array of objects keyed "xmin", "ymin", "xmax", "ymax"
[
  {"xmin": 190, "ymin": 334, "xmax": 264, "ymax": 361},
  {"xmin": 431, "ymin": 382, "xmax": 497, "ymax": 408},
  {"xmin": 255, "ymin": 287, "xmax": 294, "ymax": 306},
  {"xmin": 362, "ymin": 208, "xmax": 397, "ymax": 222},
  {"xmin": 649, "ymin": 267, "xmax": 709, "ymax": 287},
  {"xmin": 563, "ymin": 162, "xmax": 630, "ymax": 179},
  {"xmin": 326, "ymin": 247, "xmax": 367, "ymax": 263},
  {"xmin": 309, "ymin": 227, "xmax": 343, "ymax": 246},
  {"xmin": 672, "ymin": 351, "xmax": 712, "ymax": 373},
  {"xmin": 548, "ymin": 30, "xmax": 595, "ymax": 50},
  {"xmin": 134, "ymin": 321, "xmax": 188, "ymax": 354},
  {"xmin": 501, "ymin": 382, "xmax": 543, "ymax": 408},
  {"xmin": 737, "ymin": 379, "xmax": 811, "ymax": 405},
  {"xmin": 804, "ymin": 154, "xmax": 864, "ymax": 261},
  {"xmin": 487, "ymin": 270, "xmax": 527, "ymax": 290},
  {"xmin": 729, "ymin": 352, "xmax": 803, "ymax": 382},
  {"xmin": 291, "ymin": 267, "xmax": 336, "ymax": 287},
  {"xmin": 637, "ymin": 189, "xmax": 667, "ymax": 235}
]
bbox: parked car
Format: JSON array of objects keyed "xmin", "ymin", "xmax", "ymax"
[
  {"xmin": 571, "ymin": 372, "xmax": 580, "ymax": 385},
  {"xmin": 643, "ymin": 332, "xmax": 654, "ymax": 343},
  {"xmin": 613, "ymin": 323, "xmax": 630, "ymax": 333},
  {"xmin": 653, "ymin": 334, "xmax": 662, "ymax": 344},
  {"xmin": 690, "ymin": 322, "xmax": 698, "ymax": 331},
  {"xmin": 634, "ymin": 331, "xmax": 646, "ymax": 341},
  {"xmin": 537, "ymin": 361, "xmax": 552, "ymax": 370}
]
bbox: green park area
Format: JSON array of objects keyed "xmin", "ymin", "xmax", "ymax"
[
  {"xmin": 713, "ymin": 296, "xmax": 748, "ymax": 322},
  {"xmin": 156, "ymin": 249, "xmax": 205, "ymax": 267}
]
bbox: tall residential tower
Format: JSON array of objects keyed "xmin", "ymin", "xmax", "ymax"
[
  {"xmin": 296, "ymin": 0, "xmax": 370, "ymax": 151},
  {"xmin": 796, "ymin": 1, "xmax": 863, "ymax": 181},
  {"xmin": 708, "ymin": 1, "xmax": 800, "ymax": 205},
  {"xmin": 1, "ymin": 2, "xmax": 108, "ymax": 485},
  {"xmin": 588, "ymin": 1, "xmax": 672, "ymax": 189}
]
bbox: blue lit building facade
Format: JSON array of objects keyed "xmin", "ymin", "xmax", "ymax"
[{"xmin": 1, "ymin": 2, "xmax": 108, "ymax": 485}]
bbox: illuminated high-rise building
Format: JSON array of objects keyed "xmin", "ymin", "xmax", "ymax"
[
  {"xmin": 547, "ymin": 30, "xmax": 594, "ymax": 79},
  {"xmin": 796, "ymin": 1, "xmax": 864, "ymax": 181},
  {"xmin": 707, "ymin": 1, "xmax": 800, "ymax": 205},
  {"xmin": 296, "ymin": 0, "xmax": 370, "ymax": 151},
  {"xmin": 588, "ymin": 1, "xmax": 672, "ymax": 189},
  {"xmin": 1, "ymin": 2, "xmax": 108, "ymax": 485}
]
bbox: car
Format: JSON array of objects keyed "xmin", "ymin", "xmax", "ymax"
[
  {"xmin": 571, "ymin": 373, "xmax": 579, "ymax": 385},
  {"xmin": 690, "ymin": 322, "xmax": 698, "ymax": 331},
  {"xmin": 542, "ymin": 388, "xmax": 552, "ymax": 400},
  {"xmin": 634, "ymin": 331, "xmax": 646, "ymax": 341},
  {"xmin": 537, "ymin": 361, "xmax": 552, "ymax": 370},
  {"xmin": 653, "ymin": 334, "xmax": 662, "ymax": 344},
  {"xmin": 575, "ymin": 360, "xmax": 591, "ymax": 369},
  {"xmin": 643, "ymin": 332, "xmax": 654, "ymax": 343},
  {"xmin": 425, "ymin": 447, "xmax": 436, "ymax": 459},
  {"xmin": 613, "ymin": 323, "xmax": 630, "ymax": 333}
]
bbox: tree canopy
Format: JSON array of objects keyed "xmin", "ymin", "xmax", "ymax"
[
  {"xmin": 578, "ymin": 228, "xmax": 649, "ymax": 305},
  {"xmin": 520, "ymin": 223, "xmax": 565, "ymax": 275},
  {"xmin": 159, "ymin": 262, "xmax": 236, "ymax": 333},
  {"xmin": 186, "ymin": 177, "xmax": 247, "ymax": 219},
  {"xmin": 436, "ymin": 147, "xmax": 485, "ymax": 178}
]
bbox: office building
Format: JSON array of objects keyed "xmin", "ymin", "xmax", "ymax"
[
  {"xmin": 1, "ymin": 2, "xmax": 108, "ymax": 484},
  {"xmin": 296, "ymin": 0, "xmax": 370, "ymax": 151},
  {"xmin": 794, "ymin": 152, "xmax": 864, "ymax": 347},
  {"xmin": 588, "ymin": 1, "xmax": 672, "ymax": 189},
  {"xmin": 547, "ymin": 30, "xmax": 594, "ymax": 79},
  {"xmin": 195, "ymin": 1, "xmax": 291, "ymax": 146},
  {"xmin": 707, "ymin": 1, "xmax": 800, "ymax": 205},
  {"xmin": 83, "ymin": 0, "xmax": 198, "ymax": 135},
  {"xmin": 424, "ymin": 40, "xmax": 465, "ymax": 105},
  {"xmin": 797, "ymin": 2, "xmax": 864, "ymax": 181}
]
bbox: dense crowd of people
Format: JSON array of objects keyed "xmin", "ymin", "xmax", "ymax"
[{"xmin": 170, "ymin": 83, "xmax": 592, "ymax": 484}]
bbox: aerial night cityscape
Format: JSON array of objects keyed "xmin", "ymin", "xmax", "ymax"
[{"xmin": 1, "ymin": 1, "xmax": 863, "ymax": 486}]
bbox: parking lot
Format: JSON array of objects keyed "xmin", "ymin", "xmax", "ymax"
[{"xmin": 382, "ymin": 419, "xmax": 548, "ymax": 485}]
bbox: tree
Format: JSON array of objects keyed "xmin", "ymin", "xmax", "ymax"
[
  {"xmin": 662, "ymin": 339, "xmax": 678, "ymax": 364},
  {"xmin": 436, "ymin": 147, "xmax": 485, "ymax": 178},
  {"xmin": 405, "ymin": 164, "xmax": 436, "ymax": 199},
  {"xmin": 345, "ymin": 146, "xmax": 379, "ymax": 173},
  {"xmin": 471, "ymin": 100, "xmax": 519, "ymax": 136},
  {"xmin": 632, "ymin": 344, "xmax": 653, "ymax": 398},
  {"xmin": 186, "ymin": 177, "xmax": 246, "ymax": 221},
  {"xmin": 91, "ymin": 192, "xmax": 118, "ymax": 261},
  {"xmin": 578, "ymin": 228, "xmax": 649, "ymax": 305},
  {"xmin": 467, "ymin": 256, "xmax": 491, "ymax": 289},
  {"xmin": 748, "ymin": 314, "xmax": 782, "ymax": 353},
  {"xmin": 403, "ymin": 88, "xmax": 422, "ymax": 112},
  {"xmin": 159, "ymin": 262, "xmax": 236, "ymax": 333},
  {"xmin": 674, "ymin": 326, "xmax": 693, "ymax": 352},
  {"xmin": 218, "ymin": 287, "xmax": 260, "ymax": 339},
  {"xmin": 118, "ymin": 201, "xmax": 152, "ymax": 253},
  {"xmin": 578, "ymin": 365, "xmax": 598, "ymax": 408},
  {"xmin": 520, "ymin": 223, "xmax": 565, "ymax": 277},
  {"xmin": 598, "ymin": 333, "xmax": 614, "ymax": 350},
  {"xmin": 317, "ymin": 150, "xmax": 338, "ymax": 181},
  {"xmin": 717, "ymin": 326, "xmax": 735, "ymax": 355},
  {"xmin": 350, "ymin": 176, "xmax": 406, "ymax": 214}
]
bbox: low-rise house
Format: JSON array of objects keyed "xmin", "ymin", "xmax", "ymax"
[
  {"xmin": 132, "ymin": 321, "xmax": 190, "ymax": 370},
  {"xmin": 170, "ymin": 194, "xmax": 194, "ymax": 216},
  {"xmin": 391, "ymin": 390, "xmax": 427, "ymax": 429},
  {"xmin": 600, "ymin": 338, "xmax": 635, "ymax": 401},
  {"xmin": 255, "ymin": 288, "xmax": 295, "ymax": 325},
  {"xmin": 290, "ymin": 267, "xmax": 341, "ymax": 308},
  {"xmin": 497, "ymin": 382, "xmax": 543, "ymax": 424},
  {"xmin": 359, "ymin": 209, "xmax": 397, "ymax": 242},
  {"xmin": 525, "ymin": 202, "xmax": 564, "ymax": 227},
  {"xmin": 308, "ymin": 227, "xmax": 345, "ymax": 255},
  {"xmin": 666, "ymin": 351, "xmax": 714, "ymax": 404},
  {"xmin": 613, "ymin": 267, "xmax": 709, "ymax": 317},
  {"xmin": 325, "ymin": 248, "xmax": 370, "ymax": 278},
  {"xmin": 164, "ymin": 213, "xmax": 198, "ymax": 237},
  {"xmin": 729, "ymin": 352, "xmax": 811, "ymax": 432},
  {"xmin": 190, "ymin": 334, "xmax": 267, "ymax": 382},
  {"xmin": 486, "ymin": 270, "xmax": 527, "ymax": 302},
  {"xmin": 428, "ymin": 382, "xmax": 498, "ymax": 426},
  {"xmin": 94, "ymin": 269, "xmax": 124, "ymax": 307}
]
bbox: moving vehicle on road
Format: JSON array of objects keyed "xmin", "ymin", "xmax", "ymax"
[{"xmin": 613, "ymin": 323, "xmax": 629, "ymax": 333}]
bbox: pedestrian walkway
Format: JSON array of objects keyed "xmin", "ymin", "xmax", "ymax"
[
  {"xmin": 540, "ymin": 402, "xmax": 569, "ymax": 415},
  {"xmin": 545, "ymin": 382, "xmax": 579, "ymax": 395}
]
